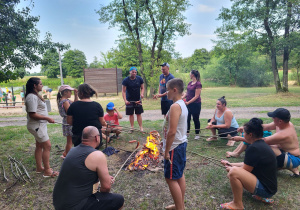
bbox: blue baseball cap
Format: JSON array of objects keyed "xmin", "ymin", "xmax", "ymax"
[
  {"xmin": 129, "ymin": 66, "xmax": 138, "ymax": 72},
  {"xmin": 106, "ymin": 102, "xmax": 114, "ymax": 110}
]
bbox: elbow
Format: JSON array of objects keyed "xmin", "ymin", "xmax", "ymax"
[{"xmin": 100, "ymin": 184, "xmax": 111, "ymax": 193}]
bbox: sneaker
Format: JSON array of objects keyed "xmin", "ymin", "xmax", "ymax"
[{"xmin": 194, "ymin": 135, "xmax": 200, "ymax": 140}]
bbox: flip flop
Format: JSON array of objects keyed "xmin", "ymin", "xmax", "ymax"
[
  {"xmin": 36, "ymin": 170, "xmax": 44, "ymax": 174},
  {"xmin": 128, "ymin": 129, "xmax": 134, "ymax": 134},
  {"xmin": 206, "ymin": 137, "xmax": 217, "ymax": 142},
  {"xmin": 164, "ymin": 204, "xmax": 176, "ymax": 210},
  {"xmin": 220, "ymin": 203, "xmax": 242, "ymax": 209},
  {"xmin": 290, "ymin": 173, "xmax": 300, "ymax": 178},
  {"xmin": 43, "ymin": 170, "xmax": 59, "ymax": 178},
  {"xmin": 252, "ymin": 195, "xmax": 274, "ymax": 204},
  {"xmin": 226, "ymin": 140, "xmax": 235, "ymax": 147}
]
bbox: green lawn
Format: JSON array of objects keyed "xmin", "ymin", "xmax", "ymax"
[{"xmin": 0, "ymin": 118, "xmax": 299, "ymax": 209}]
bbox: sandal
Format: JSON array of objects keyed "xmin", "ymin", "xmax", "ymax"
[
  {"xmin": 164, "ymin": 204, "xmax": 176, "ymax": 210},
  {"xmin": 43, "ymin": 170, "xmax": 59, "ymax": 178},
  {"xmin": 220, "ymin": 202, "xmax": 243, "ymax": 209},
  {"xmin": 290, "ymin": 173, "xmax": 300, "ymax": 178},
  {"xmin": 226, "ymin": 140, "xmax": 235, "ymax": 147},
  {"xmin": 128, "ymin": 129, "xmax": 134, "ymax": 134},
  {"xmin": 252, "ymin": 195, "xmax": 274, "ymax": 204},
  {"xmin": 206, "ymin": 137, "xmax": 217, "ymax": 142}
]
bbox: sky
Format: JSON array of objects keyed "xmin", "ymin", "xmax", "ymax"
[{"xmin": 18, "ymin": 0, "xmax": 232, "ymax": 73}]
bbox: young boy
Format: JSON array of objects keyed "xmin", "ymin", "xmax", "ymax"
[
  {"xmin": 162, "ymin": 78, "xmax": 188, "ymax": 210},
  {"xmin": 102, "ymin": 102, "xmax": 123, "ymax": 142}
]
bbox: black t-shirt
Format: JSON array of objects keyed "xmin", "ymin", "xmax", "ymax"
[
  {"xmin": 53, "ymin": 144, "xmax": 98, "ymax": 210},
  {"xmin": 122, "ymin": 76, "xmax": 144, "ymax": 101},
  {"xmin": 67, "ymin": 101, "xmax": 104, "ymax": 136},
  {"xmin": 244, "ymin": 140, "xmax": 277, "ymax": 195}
]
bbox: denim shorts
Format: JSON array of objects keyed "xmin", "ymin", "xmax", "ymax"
[{"xmin": 253, "ymin": 179, "xmax": 274, "ymax": 198}]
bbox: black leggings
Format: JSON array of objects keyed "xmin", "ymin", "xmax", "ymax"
[{"xmin": 187, "ymin": 102, "xmax": 201, "ymax": 134}]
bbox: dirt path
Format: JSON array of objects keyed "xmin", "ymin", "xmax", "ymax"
[{"xmin": 0, "ymin": 106, "xmax": 299, "ymax": 127}]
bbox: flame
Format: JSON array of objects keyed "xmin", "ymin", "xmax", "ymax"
[{"xmin": 128, "ymin": 131, "xmax": 161, "ymax": 171}]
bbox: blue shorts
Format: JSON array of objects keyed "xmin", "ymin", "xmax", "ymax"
[
  {"xmin": 164, "ymin": 142, "xmax": 187, "ymax": 180},
  {"xmin": 253, "ymin": 179, "xmax": 274, "ymax": 198}
]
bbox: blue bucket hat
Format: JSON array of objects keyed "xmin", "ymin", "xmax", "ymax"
[
  {"xmin": 129, "ymin": 66, "xmax": 138, "ymax": 72},
  {"xmin": 106, "ymin": 102, "xmax": 114, "ymax": 110}
]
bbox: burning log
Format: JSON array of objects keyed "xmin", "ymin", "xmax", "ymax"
[{"xmin": 127, "ymin": 130, "xmax": 162, "ymax": 171}]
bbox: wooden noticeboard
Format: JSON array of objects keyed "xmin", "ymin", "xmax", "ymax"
[{"xmin": 83, "ymin": 68, "xmax": 122, "ymax": 95}]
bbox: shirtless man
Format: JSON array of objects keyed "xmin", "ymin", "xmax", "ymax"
[{"xmin": 263, "ymin": 108, "xmax": 300, "ymax": 177}]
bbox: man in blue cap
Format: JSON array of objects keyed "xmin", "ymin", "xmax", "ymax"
[
  {"xmin": 153, "ymin": 62, "xmax": 175, "ymax": 117},
  {"xmin": 122, "ymin": 66, "xmax": 144, "ymax": 132}
]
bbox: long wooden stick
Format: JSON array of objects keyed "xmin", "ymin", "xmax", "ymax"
[{"xmin": 114, "ymin": 146, "xmax": 140, "ymax": 180}]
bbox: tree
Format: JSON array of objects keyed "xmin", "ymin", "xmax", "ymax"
[
  {"xmin": 62, "ymin": 49, "xmax": 87, "ymax": 77},
  {"xmin": 0, "ymin": 0, "xmax": 69, "ymax": 82},
  {"xmin": 185, "ymin": 48, "xmax": 211, "ymax": 72},
  {"xmin": 216, "ymin": 0, "xmax": 300, "ymax": 92},
  {"xmin": 41, "ymin": 49, "xmax": 61, "ymax": 78},
  {"xmin": 97, "ymin": 0, "xmax": 191, "ymax": 96}
]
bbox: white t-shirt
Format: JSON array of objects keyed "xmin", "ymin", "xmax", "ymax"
[
  {"xmin": 25, "ymin": 93, "xmax": 48, "ymax": 124},
  {"xmin": 162, "ymin": 99, "xmax": 188, "ymax": 152}
]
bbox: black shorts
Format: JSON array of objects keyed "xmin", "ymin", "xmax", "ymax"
[
  {"xmin": 126, "ymin": 102, "xmax": 144, "ymax": 115},
  {"xmin": 161, "ymin": 100, "xmax": 173, "ymax": 115},
  {"xmin": 207, "ymin": 119, "xmax": 238, "ymax": 137},
  {"xmin": 82, "ymin": 192, "xmax": 124, "ymax": 210}
]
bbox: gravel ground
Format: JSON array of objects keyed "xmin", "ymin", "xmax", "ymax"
[{"xmin": 0, "ymin": 106, "xmax": 299, "ymax": 127}]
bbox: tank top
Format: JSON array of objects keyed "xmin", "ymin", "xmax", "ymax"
[
  {"xmin": 215, "ymin": 110, "xmax": 239, "ymax": 128},
  {"xmin": 162, "ymin": 99, "xmax": 188, "ymax": 152},
  {"xmin": 53, "ymin": 144, "xmax": 98, "ymax": 210}
]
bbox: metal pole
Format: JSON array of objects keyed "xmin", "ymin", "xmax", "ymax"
[{"xmin": 58, "ymin": 48, "xmax": 64, "ymax": 85}]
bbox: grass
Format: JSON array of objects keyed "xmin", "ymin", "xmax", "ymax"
[{"xmin": 0, "ymin": 118, "xmax": 299, "ymax": 209}]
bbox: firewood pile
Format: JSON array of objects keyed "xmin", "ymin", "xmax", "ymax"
[{"xmin": 127, "ymin": 131, "xmax": 163, "ymax": 171}]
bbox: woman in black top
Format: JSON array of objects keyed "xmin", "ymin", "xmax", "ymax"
[
  {"xmin": 220, "ymin": 118, "xmax": 277, "ymax": 209},
  {"xmin": 67, "ymin": 83, "xmax": 107, "ymax": 147}
]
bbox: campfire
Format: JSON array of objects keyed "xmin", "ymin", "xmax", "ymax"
[{"xmin": 127, "ymin": 131, "xmax": 161, "ymax": 171}]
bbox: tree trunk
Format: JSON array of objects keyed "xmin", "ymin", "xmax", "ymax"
[
  {"xmin": 282, "ymin": 0, "xmax": 292, "ymax": 92},
  {"xmin": 297, "ymin": 67, "xmax": 300, "ymax": 85},
  {"xmin": 270, "ymin": 47, "xmax": 282, "ymax": 92}
]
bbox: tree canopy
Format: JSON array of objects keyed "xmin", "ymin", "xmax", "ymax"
[
  {"xmin": 97, "ymin": 0, "xmax": 191, "ymax": 96},
  {"xmin": 0, "ymin": 0, "xmax": 69, "ymax": 82},
  {"xmin": 62, "ymin": 49, "xmax": 87, "ymax": 77},
  {"xmin": 216, "ymin": 0, "xmax": 300, "ymax": 92}
]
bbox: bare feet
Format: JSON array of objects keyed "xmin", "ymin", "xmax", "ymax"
[
  {"xmin": 165, "ymin": 204, "xmax": 176, "ymax": 210},
  {"xmin": 226, "ymin": 151, "xmax": 240, "ymax": 158},
  {"xmin": 206, "ymin": 137, "xmax": 217, "ymax": 142}
]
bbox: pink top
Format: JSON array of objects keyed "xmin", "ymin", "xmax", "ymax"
[{"xmin": 104, "ymin": 113, "xmax": 119, "ymax": 127}]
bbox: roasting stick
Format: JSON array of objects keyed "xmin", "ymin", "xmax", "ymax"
[
  {"xmin": 54, "ymin": 122, "xmax": 69, "ymax": 126},
  {"xmin": 107, "ymin": 123, "xmax": 150, "ymax": 135},
  {"xmin": 189, "ymin": 151, "xmax": 231, "ymax": 167},
  {"xmin": 114, "ymin": 146, "xmax": 140, "ymax": 180},
  {"xmin": 201, "ymin": 130, "xmax": 238, "ymax": 139}
]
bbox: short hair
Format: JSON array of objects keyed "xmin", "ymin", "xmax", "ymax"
[
  {"xmin": 166, "ymin": 78, "xmax": 184, "ymax": 94},
  {"xmin": 218, "ymin": 96, "xmax": 227, "ymax": 106},
  {"xmin": 82, "ymin": 126, "xmax": 98, "ymax": 140},
  {"xmin": 78, "ymin": 83, "xmax": 97, "ymax": 99},
  {"xmin": 244, "ymin": 118, "xmax": 263, "ymax": 139}
]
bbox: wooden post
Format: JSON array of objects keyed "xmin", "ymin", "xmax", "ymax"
[{"xmin": 11, "ymin": 86, "xmax": 15, "ymax": 106}]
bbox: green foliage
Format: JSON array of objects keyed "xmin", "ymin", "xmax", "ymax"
[
  {"xmin": 41, "ymin": 49, "xmax": 61, "ymax": 78},
  {"xmin": 185, "ymin": 48, "xmax": 211, "ymax": 72},
  {"xmin": 97, "ymin": 0, "xmax": 191, "ymax": 96},
  {"xmin": 216, "ymin": 0, "xmax": 300, "ymax": 92},
  {"xmin": 62, "ymin": 49, "xmax": 87, "ymax": 77},
  {"xmin": 0, "ymin": 0, "xmax": 69, "ymax": 82}
]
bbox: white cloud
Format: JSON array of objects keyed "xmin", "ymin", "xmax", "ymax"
[{"xmin": 197, "ymin": 4, "xmax": 216, "ymax": 13}]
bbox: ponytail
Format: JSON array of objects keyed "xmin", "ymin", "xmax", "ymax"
[{"xmin": 191, "ymin": 70, "xmax": 200, "ymax": 82}]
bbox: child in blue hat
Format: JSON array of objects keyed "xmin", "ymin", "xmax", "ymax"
[{"xmin": 102, "ymin": 102, "xmax": 123, "ymax": 142}]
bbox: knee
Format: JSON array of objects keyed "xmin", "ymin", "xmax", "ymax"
[{"xmin": 227, "ymin": 167, "xmax": 241, "ymax": 179}]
